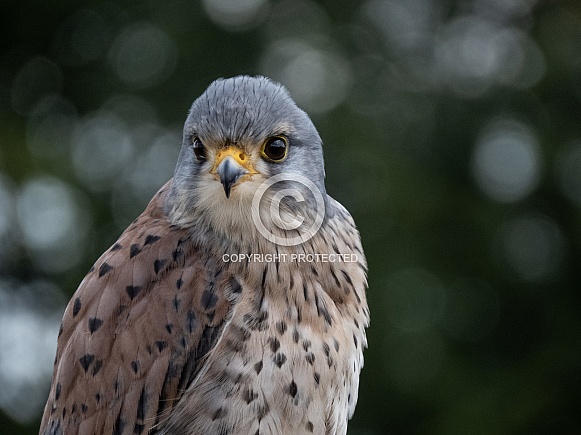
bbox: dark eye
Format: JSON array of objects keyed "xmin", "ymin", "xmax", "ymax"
[
  {"xmin": 261, "ymin": 136, "xmax": 288, "ymax": 162},
  {"xmin": 192, "ymin": 138, "xmax": 206, "ymax": 161}
]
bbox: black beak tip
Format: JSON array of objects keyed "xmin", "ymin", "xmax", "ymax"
[
  {"xmin": 223, "ymin": 182, "xmax": 232, "ymax": 199},
  {"xmin": 218, "ymin": 158, "xmax": 245, "ymax": 199}
]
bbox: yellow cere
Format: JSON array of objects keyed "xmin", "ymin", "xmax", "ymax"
[{"xmin": 212, "ymin": 146, "xmax": 258, "ymax": 174}]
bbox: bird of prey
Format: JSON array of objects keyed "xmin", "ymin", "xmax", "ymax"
[{"xmin": 40, "ymin": 76, "xmax": 369, "ymax": 435}]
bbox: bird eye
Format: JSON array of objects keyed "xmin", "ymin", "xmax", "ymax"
[
  {"xmin": 261, "ymin": 136, "xmax": 288, "ymax": 162},
  {"xmin": 192, "ymin": 138, "xmax": 206, "ymax": 162}
]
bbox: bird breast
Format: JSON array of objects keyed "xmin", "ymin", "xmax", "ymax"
[{"xmin": 159, "ymin": 264, "xmax": 366, "ymax": 435}]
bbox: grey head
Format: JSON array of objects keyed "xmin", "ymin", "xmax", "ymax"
[{"xmin": 166, "ymin": 76, "xmax": 328, "ymax": 240}]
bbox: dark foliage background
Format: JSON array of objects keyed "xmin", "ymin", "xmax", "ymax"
[{"xmin": 1, "ymin": 0, "xmax": 580, "ymax": 434}]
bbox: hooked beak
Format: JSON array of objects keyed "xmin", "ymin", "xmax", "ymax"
[
  {"xmin": 211, "ymin": 147, "xmax": 257, "ymax": 198},
  {"xmin": 216, "ymin": 157, "xmax": 247, "ymax": 198}
]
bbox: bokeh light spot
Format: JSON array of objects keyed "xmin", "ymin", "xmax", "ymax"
[
  {"xmin": 364, "ymin": 0, "xmax": 436, "ymax": 54},
  {"xmin": 434, "ymin": 16, "xmax": 542, "ymax": 97},
  {"xmin": 472, "ymin": 119, "xmax": 541, "ymax": 202},
  {"xmin": 16, "ymin": 175, "xmax": 91, "ymax": 273},
  {"xmin": 72, "ymin": 114, "xmax": 133, "ymax": 190},
  {"xmin": 260, "ymin": 40, "xmax": 352, "ymax": 114},
  {"xmin": 202, "ymin": 0, "xmax": 268, "ymax": 30},
  {"xmin": 110, "ymin": 129, "xmax": 180, "ymax": 228},
  {"xmin": 0, "ymin": 280, "xmax": 65, "ymax": 423},
  {"xmin": 128, "ymin": 130, "xmax": 181, "ymax": 198}
]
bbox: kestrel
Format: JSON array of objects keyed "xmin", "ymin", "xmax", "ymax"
[{"xmin": 40, "ymin": 76, "xmax": 369, "ymax": 435}]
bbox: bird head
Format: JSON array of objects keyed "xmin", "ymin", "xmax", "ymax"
[{"xmin": 166, "ymin": 76, "xmax": 328, "ymax": 244}]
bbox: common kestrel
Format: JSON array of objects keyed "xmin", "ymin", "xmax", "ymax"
[{"xmin": 40, "ymin": 76, "xmax": 369, "ymax": 435}]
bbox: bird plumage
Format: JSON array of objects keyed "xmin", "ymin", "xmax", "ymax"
[{"xmin": 40, "ymin": 76, "xmax": 368, "ymax": 435}]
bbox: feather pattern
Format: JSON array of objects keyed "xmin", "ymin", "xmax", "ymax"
[{"xmin": 40, "ymin": 182, "xmax": 235, "ymax": 435}]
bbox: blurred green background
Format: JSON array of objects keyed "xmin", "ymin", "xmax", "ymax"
[{"xmin": 1, "ymin": 0, "xmax": 581, "ymax": 434}]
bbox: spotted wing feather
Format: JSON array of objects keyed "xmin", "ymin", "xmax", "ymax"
[{"xmin": 40, "ymin": 181, "xmax": 233, "ymax": 435}]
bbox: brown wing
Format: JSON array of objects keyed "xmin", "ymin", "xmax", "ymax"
[{"xmin": 40, "ymin": 181, "xmax": 234, "ymax": 435}]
